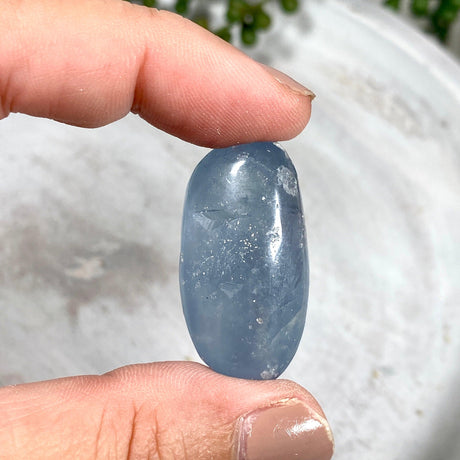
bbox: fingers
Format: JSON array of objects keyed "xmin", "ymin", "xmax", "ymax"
[
  {"xmin": 0, "ymin": 362, "xmax": 333, "ymax": 460},
  {"xmin": 0, "ymin": 0, "xmax": 313, "ymax": 148}
]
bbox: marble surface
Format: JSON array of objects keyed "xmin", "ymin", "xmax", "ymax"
[
  {"xmin": 180, "ymin": 143, "xmax": 308, "ymax": 379},
  {"xmin": 1, "ymin": 1, "xmax": 460, "ymax": 459}
]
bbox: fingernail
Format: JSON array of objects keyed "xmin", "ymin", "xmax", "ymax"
[
  {"xmin": 235, "ymin": 401, "xmax": 333, "ymax": 460},
  {"xmin": 261, "ymin": 64, "xmax": 316, "ymax": 99}
]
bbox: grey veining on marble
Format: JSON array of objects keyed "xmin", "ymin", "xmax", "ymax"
[{"xmin": 1, "ymin": 1, "xmax": 460, "ymax": 459}]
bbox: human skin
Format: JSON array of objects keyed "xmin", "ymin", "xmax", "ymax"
[
  {"xmin": 0, "ymin": 0, "xmax": 312, "ymax": 147},
  {"xmin": 0, "ymin": 1, "xmax": 332, "ymax": 459}
]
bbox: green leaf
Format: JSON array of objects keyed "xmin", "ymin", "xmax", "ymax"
[
  {"xmin": 384, "ymin": 0, "xmax": 400, "ymax": 10},
  {"xmin": 280, "ymin": 0, "xmax": 299, "ymax": 13},
  {"xmin": 410, "ymin": 0, "xmax": 429, "ymax": 16},
  {"xmin": 215, "ymin": 26, "xmax": 232, "ymax": 42},
  {"xmin": 175, "ymin": 0, "xmax": 189, "ymax": 15},
  {"xmin": 194, "ymin": 16, "xmax": 209, "ymax": 29},
  {"xmin": 241, "ymin": 24, "xmax": 257, "ymax": 45},
  {"xmin": 254, "ymin": 7, "xmax": 271, "ymax": 30},
  {"xmin": 227, "ymin": 0, "xmax": 245, "ymax": 23}
]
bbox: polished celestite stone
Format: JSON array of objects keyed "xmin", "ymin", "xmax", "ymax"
[{"xmin": 180, "ymin": 142, "xmax": 309, "ymax": 379}]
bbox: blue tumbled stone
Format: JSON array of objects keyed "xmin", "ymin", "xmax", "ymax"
[{"xmin": 180, "ymin": 142, "xmax": 309, "ymax": 379}]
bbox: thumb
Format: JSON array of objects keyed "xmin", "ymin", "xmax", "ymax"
[{"xmin": 0, "ymin": 362, "xmax": 334, "ymax": 460}]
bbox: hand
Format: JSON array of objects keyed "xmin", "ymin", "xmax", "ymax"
[{"xmin": 0, "ymin": 1, "xmax": 332, "ymax": 459}]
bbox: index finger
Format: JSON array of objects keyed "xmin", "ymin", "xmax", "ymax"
[{"xmin": 0, "ymin": 0, "xmax": 314, "ymax": 147}]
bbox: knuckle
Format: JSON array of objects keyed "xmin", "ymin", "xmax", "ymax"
[
  {"xmin": 93, "ymin": 399, "xmax": 161, "ymax": 460},
  {"xmin": 95, "ymin": 398, "xmax": 188, "ymax": 460},
  {"xmin": 95, "ymin": 369, "xmax": 191, "ymax": 460},
  {"xmin": 126, "ymin": 402, "xmax": 192, "ymax": 460},
  {"xmin": 125, "ymin": 402, "xmax": 161, "ymax": 460}
]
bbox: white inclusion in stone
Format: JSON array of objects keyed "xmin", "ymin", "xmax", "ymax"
[
  {"xmin": 256, "ymin": 317, "xmax": 264, "ymax": 325},
  {"xmin": 267, "ymin": 190, "xmax": 282, "ymax": 260},
  {"xmin": 219, "ymin": 282, "xmax": 243, "ymax": 298},
  {"xmin": 193, "ymin": 209, "xmax": 236, "ymax": 231},
  {"xmin": 230, "ymin": 159, "xmax": 245, "ymax": 177},
  {"xmin": 260, "ymin": 367, "xmax": 278, "ymax": 379},
  {"xmin": 236, "ymin": 152, "xmax": 249, "ymax": 161},
  {"xmin": 276, "ymin": 165, "xmax": 298, "ymax": 196}
]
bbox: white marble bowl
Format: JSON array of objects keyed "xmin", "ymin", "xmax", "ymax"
[{"xmin": 1, "ymin": 1, "xmax": 459, "ymax": 458}]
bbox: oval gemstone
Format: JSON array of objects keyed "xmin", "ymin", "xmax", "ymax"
[{"xmin": 180, "ymin": 142, "xmax": 309, "ymax": 379}]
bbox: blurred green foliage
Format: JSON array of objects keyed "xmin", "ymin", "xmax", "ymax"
[
  {"xmin": 126, "ymin": 0, "xmax": 298, "ymax": 45},
  {"xmin": 384, "ymin": 0, "xmax": 460, "ymax": 42},
  {"xmin": 127, "ymin": 0, "xmax": 458, "ymax": 46}
]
